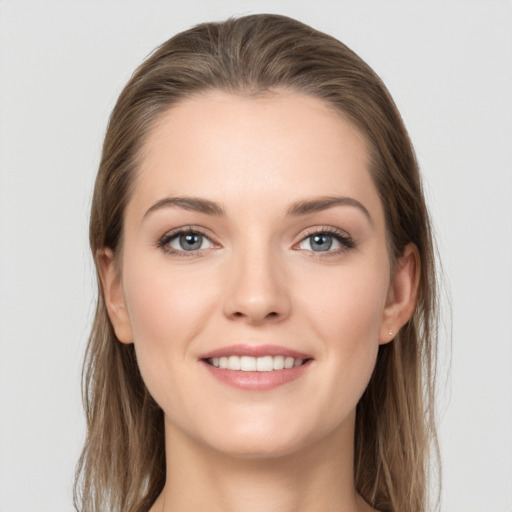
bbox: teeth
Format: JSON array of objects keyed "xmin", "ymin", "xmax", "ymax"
[
  {"xmin": 256, "ymin": 356, "xmax": 273, "ymax": 372},
  {"xmin": 228, "ymin": 355, "xmax": 241, "ymax": 370},
  {"xmin": 273, "ymin": 355, "xmax": 285, "ymax": 370},
  {"xmin": 240, "ymin": 356, "xmax": 256, "ymax": 371},
  {"xmin": 209, "ymin": 355, "xmax": 305, "ymax": 371}
]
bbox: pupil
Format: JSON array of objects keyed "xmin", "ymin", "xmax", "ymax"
[
  {"xmin": 312, "ymin": 234, "xmax": 332, "ymax": 251},
  {"xmin": 180, "ymin": 233, "xmax": 202, "ymax": 250}
]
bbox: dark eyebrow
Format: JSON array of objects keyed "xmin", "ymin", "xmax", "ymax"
[
  {"xmin": 286, "ymin": 196, "xmax": 372, "ymax": 224},
  {"xmin": 143, "ymin": 197, "xmax": 225, "ymax": 219}
]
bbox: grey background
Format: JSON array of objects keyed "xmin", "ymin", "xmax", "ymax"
[{"xmin": 1, "ymin": 1, "xmax": 511, "ymax": 511}]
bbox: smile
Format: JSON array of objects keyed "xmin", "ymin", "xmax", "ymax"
[
  {"xmin": 200, "ymin": 344, "xmax": 313, "ymax": 390},
  {"xmin": 207, "ymin": 355, "xmax": 305, "ymax": 371}
]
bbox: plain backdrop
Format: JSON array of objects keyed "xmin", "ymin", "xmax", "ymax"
[{"xmin": 0, "ymin": 1, "xmax": 511, "ymax": 511}]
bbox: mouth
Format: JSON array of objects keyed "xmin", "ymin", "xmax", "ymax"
[
  {"xmin": 205, "ymin": 355, "xmax": 310, "ymax": 371},
  {"xmin": 199, "ymin": 344, "xmax": 313, "ymax": 390}
]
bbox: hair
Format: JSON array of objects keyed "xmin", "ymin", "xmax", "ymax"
[{"xmin": 75, "ymin": 13, "xmax": 440, "ymax": 512}]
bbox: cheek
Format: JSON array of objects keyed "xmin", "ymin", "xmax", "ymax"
[
  {"xmin": 302, "ymin": 263, "xmax": 389, "ymax": 344},
  {"xmin": 123, "ymin": 258, "xmax": 218, "ymax": 345},
  {"xmin": 298, "ymin": 263, "xmax": 389, "ymax": 399},
  {"xmin": 121, "ymin": 257, "xmax": 222, "ymax": 401}
]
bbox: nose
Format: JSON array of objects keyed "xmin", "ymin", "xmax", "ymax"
[{"xmin": 222, "ymin": 245, "xmax": 291, "ymax": 325}]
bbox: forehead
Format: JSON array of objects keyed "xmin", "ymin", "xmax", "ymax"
[{"xmin": 130, "ymin": 89, "xmax": 382, "ymax": 221}]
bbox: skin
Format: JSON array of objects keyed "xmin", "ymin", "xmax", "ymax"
[{"xmin": 100, "ymin": 90, "xmax": 419, "ymax": 512}]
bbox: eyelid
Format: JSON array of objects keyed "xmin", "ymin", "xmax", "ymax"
[
  {"xmin": 156, "ymin": 225, "xmax": 220, "ymax": 256},
  {"xmin": 293, "ymin": 226, "xmax": 355, "ymax": 253},
  {"xmin": 298, "ymin": 225, "xmax": 351, "ymax": 239}
]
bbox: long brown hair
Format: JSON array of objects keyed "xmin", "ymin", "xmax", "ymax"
[{"xmin": 75, "ymin": 14, "xmax": 440, "ymax": 512}]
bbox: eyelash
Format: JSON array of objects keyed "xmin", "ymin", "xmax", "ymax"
[
  {"xmin": 156, "ymin": 226, "xmax": 355, "ymax": 257},
  {"xmin": 156, "ymin": 226, "xmax": 217, "ymax": 257},
  {"xmin": 295, "ymin": 226, "xmax": 355, "ymax": 257}
]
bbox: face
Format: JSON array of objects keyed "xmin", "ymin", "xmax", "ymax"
[{"xmin": 102, "ymin": 90, "xmax": 416, "ymax": 458}]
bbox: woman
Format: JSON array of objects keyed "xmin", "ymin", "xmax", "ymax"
[{"xmin": 75, "ymin": 14, "xmax": 439, "ymax": 512}]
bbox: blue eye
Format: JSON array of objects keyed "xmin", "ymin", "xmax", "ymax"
[
  {"xmin": 159, "ymin": 230, "xmax": 215, "ymax": 254},
  {"xmin": 173, "ymin": 233, "xmax": 206, "ymax": 251},
  {"xmin": 307, "ymin": 234, "xmax": 334, "ymax": 251},
  {"xmin": 298, "ymin": 230, "xmax": 354, "ymax": 253}
]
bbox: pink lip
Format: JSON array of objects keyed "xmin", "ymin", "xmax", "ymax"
[
  {"xmin": 199, "ymin": 344, "xmax": 313, "ymax": 391},
  {"xmin": 201, "ymin": 360, "xmax": 312, "ymax": 390},
  {"xmin": 199, "ymin": 344, "xmax": 311, "ymax": 360}
]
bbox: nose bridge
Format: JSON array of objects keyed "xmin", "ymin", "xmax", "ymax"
[{"xmin": 223, "ymin": 232, "xmax": 290, "ymax": 324}]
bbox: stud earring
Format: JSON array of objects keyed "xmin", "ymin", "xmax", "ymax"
[{"xmin": 389, "ymin": 329, "xmax": 393, "ymax": 337}]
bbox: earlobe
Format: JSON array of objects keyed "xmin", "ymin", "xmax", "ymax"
[
  {"xmin": 97, "ymin": 248, "xmax": 134, "ymax": 344},
  {"xmin": 379, "ymin": 243, "xmax": 420, "ymax": 345}
]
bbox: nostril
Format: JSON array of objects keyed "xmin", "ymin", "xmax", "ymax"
[
  {"xmin": 229, "ymin": 310, "xmax": 280, "ymax": 323},
  {"xmin": 232, "ymin": 311, "xmax": 278, "ymax": 318}
]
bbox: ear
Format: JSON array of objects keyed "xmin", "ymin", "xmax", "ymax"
[
  {"xmin": 97, "ymin": 248, "xmax": 134, "ymax": 344},
  {"xmin": 379, "ymin": 243, "xmax": 420, "ymax": 345}
]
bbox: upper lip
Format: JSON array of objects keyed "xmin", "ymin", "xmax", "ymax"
[{"xmin": 199, "ymin": 344, "xmax": 312, "ymax": 360}]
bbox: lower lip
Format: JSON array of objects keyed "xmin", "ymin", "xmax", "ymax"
[{"xmin": 201, "ymin": 360, "xmax": 312, "ymax": 390}]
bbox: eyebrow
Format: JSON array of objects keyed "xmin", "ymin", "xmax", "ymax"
[
  {"xmin": 143, "ymin": 195, "xmax": 372, "ymax": 224},
  {"xmin": 143, "ymin": 197, "xmax": 225, "ymax": 219},
  {"xmin": 286, "ymin": 196, "xmax": 372, "ymax": 224}
]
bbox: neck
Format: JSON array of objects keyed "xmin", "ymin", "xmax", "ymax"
[{"xmin": 153, "ymin": 413, "xmax": 375, "ymax": 512}]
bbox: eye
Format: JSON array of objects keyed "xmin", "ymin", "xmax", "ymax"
[
  {"xmin": 170, "ymin": 232, "xmax": 212, "ymax": 251},
  {"xmin": 298, "ymin": 229, "xmax": 354, "ymax": 253},
  {"xmin": 157, "ymin": 229, "xmax": 216, "ymax": 255}
]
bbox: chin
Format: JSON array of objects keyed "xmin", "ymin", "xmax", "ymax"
[
  {"xmin": 209, "ymin": 435, "xmax": 309, "ymax": 460},
  {"xmin": 193, "ymin": 411, "xmax": 349, "ymax": 461}
]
